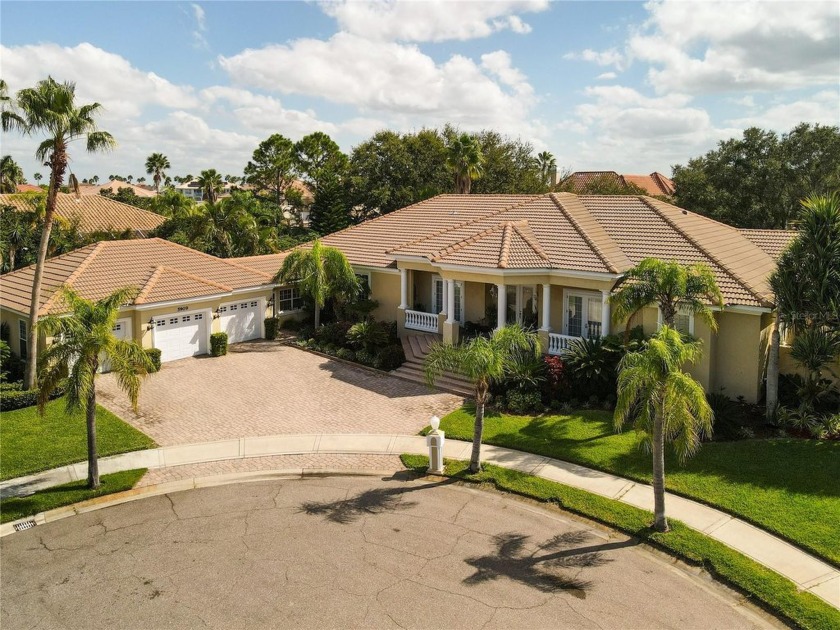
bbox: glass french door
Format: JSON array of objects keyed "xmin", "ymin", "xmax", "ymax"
[
  {"xmin": 565, "ymin": 292, "xmax": 603, "ymax": 338},
  {"xmin": 506, "ymin": 285, "xmax": 538, "ymax": 327},
  {"xmin": 433, "ymin": 278, "xmax": 464, "ymax": 323}
]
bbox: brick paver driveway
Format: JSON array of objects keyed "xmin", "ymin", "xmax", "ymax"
[{"xmin": 97, "ymin": 341, "xmax": 463, "ymax": 446}]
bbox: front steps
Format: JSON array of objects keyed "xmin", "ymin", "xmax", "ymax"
[{"xmin": 391, "ymin": 333, "xmax": 473, "ymax": 397}]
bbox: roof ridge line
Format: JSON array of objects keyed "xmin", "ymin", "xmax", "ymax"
[
  {"xmin": 135, "ymin": 266, "xmax": 235, "ymax": 305},
  {"xmin": 135, "ymin": 266, "xmax": 165, "ymax": 305},
  {"xmin": 151, "ymin": 238, "xmax": 273, "ymax": 280},
  {"xmin": 511, "ymin": 221, "xmax": 550, "ymax": 262},
  {"xmin": 428, "ymin": 222, "xmax": 508, "ymax": 263},
  {"xmin": 387, "ymin": 195, "xmax": 539, "ymax": 256},
  {"xmin": 549, "ymin": 193, "xmax": 622, "ymax": 274},
  {"xmin": 38, "ymin": 241, "xmax": 106, "ymax": 316},
  {"xmin": 499, "ymin": 222, "xmax": 514, "ymax": 268},
  {"xmin": 639, "ymin": 196, "xmax": 770, "ymax": 304}
]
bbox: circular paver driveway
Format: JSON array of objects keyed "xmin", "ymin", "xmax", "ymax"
[
  {"xmin": 96, "ymin": 342, "xmax": 463, "ymax": 445},
  {"xmin": 1, "ymin": 476, "xmax": 773, "ymax": 629}
]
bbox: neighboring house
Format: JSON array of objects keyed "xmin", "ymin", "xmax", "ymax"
[
  {"xmin": 0, "ymin": 238, "xmax": 299, "ymax": 366},
  {"xmin": 78, "ymin": 181, "xmax": 158, "ymax": 198},
  {"xmin": 15, "ymin": 184, "xmax": 42, "ymax": 193},
  {"xmin": 174, "ymin": 180, "xmax": 234, "ymax": 202},
  {"xmin": 242, "ymin": 193, "xmax": 790, "ymax": 402},
  {"xmin": 0, "ymin": 192, "xmax": 165, "ymax": 236},
  {"xmin": 563, "ymin": 171, "xmax": 676, "ymax": 197}
]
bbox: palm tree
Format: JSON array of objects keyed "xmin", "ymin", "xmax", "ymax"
[
  {"xmin": 446, "ymin": 133, "xmax": 484, "ymax": 194},
  {"xmin": 2, "ymin": 77, "xmax": 116, "ymax": 388},
  {"xmin": 37, "ymin": 286, "xmax": 152, "ymax": 489},
  {"xmin": 0, "ymin": 155, "xmax": 25, "ymax": 192},
  {"xmin": 614, "ymin": 326, "xmax": 713, "ymax": 532},
  {"xmin": 145, "ymin": 152, "xmax": 171, "ymax": 193},
  {"xmin": 273, "ymin": 239, "xmax": 359, "ymax": 328},
  {"xmin": 610, "ymin": 258, "xmax": 723, "ymax": 342},
  {"xmin": 126, "ymin": 175, "xmax": 133, "ymax": 183},
  {"xmin": 536, "ymin": 151, "xmax": 557, "ymax": 187},
  {"xmin": 197, "ymin": 168, "xmax": 223, "ymax": 203},
  {"xmin": 33, "ymin": 172, "xmax": 43, "ymax": 184},
  {"xmin": 91, "ymin": 174, "xmax": 99, "ymax": 184},
  {"xmin": 0, "ymin": 201, "xmax": 40, "ymax": 271},
  {"xmin": 425, "ymin": 325, "xmax": 540, "ymax": 473},
  {"xmin": 768, "ymin": 194, "xmax": 840, "ymax": 416}
]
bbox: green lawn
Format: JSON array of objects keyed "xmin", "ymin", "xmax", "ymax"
[
  {"xmin": 0, "ymin": 469, "xmax": 147, "ymax": 524},
  {"xmin": 1, "ymin": 399, "xmax": 156, "ymax": 480},
  {"xmin": 435, "ymin": 406, "xmax": 840, "ymax": 565},
  {"xmin": 401, "ymin": 454, "xmax": 840, "ymax": 630}
]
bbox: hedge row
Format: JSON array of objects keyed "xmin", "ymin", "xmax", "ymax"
[{"xmin": 0, "ymin": 384, "xmax": 66, "ymax": 412}]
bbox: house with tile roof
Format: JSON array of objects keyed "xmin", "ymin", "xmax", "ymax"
[
  {"xmin": 0, "ymin": 192, "xmax": 165, "ymax": 236},
  {"xmin": 238, "ymin": 193, "xmax": 797, "ymax": 402},
  {"xmin": 562, "ymin": 171, "xmax": 676, "ymax": 197},
  {"xmin": 0, "ymin": 238, "xmax": 299, "ymax": 365},
  {"xmin": 78, "ymin": 181, "xmax": 158, "ymax": 198}
]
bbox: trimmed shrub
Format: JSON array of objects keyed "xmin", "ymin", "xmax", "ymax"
[
  {"xmin": 298, "ymin": 325, "xmax": 315, "ymax": 341},
  {"xmin": 336, "ymin": 348, "xmax": 356, "ymax": 362},
  {"xmin": 0, "ymin": 384, "xmax": 65, "ymax": 412},
  {"xmin": 210, "ymin": 332, "xmax": 228, "ymax": 357},
  {"xmin": 280, "ymin": 317, "xmax": 302, "ymax": 331},
  {"xmin": 375, "ymin": 344, "xmax": 405, "ymax": 371},
  {"xmin": 507, "ymin": 390, "xmax": 543, "ymax": 414},
  {"xmin": 355, "ymin": 349, "xmax": 375, "ymax": 367},
  {"xmin": 314, "ymin": 321, "xmax": 351, "ymax": 347},
  {"xmin": 145, "ymin": 348, "xmax": 162, "ymax": 373},
  {"xmin": 265, "ymin": 317, "xmax": 280, "ymax": 340}
]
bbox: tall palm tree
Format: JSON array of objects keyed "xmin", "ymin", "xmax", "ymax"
[
  {"xmin": 145, "ymin": 152, "xmax": 171, "ymax": 193},
  {"xmin": 33, "ymin": 172, "xmax": 43, "ymax": 183},
  {"xmin": 273, "ymin": 239, "xmax": 359, "ymax": 327},
  {"xmin": 614, "ymin": 326, "xmax": 713, "ymax": 532},
  {"xmin": 91, "ymin": 174, "xmax": 99, "ymax": 184},
  {"xmin": 0, "ymin": 201, "xmax": 40, "ymax": 271},
  {"xmin": 610, "ymin": 258, "xmax": 723, "ymax": 341},
  {"xmin": 425, "ymin": 325, "xmax": 540, "ymax": 473},
  {"xmin": 768, "ymin": 194, "xmax": 840, "ymax": 415},
  {"xmin": 446, "ymin": 133, "xmax": 484, "ymax": 194},
  {"xmin": 197, "ymin": 168, "xmax": 224, "ymax": 203},
  {"xmin": 2, "ymin": 77, "xmax": 116, "ymax": 388},
  {"xmin": 0, "ymin": 155, "xmax": 25, "ymax": 192},
  {"xmin": 536, "ymin": 151, "xmax": 557, "ymax": 187},
  {"xmin": 37, "ymin": 286, "xmax": 152, "ymax": 489}
]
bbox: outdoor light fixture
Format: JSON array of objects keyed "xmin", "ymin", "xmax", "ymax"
[
  {"xmin": 430, "ymin": 415, "xmax": 440, "ymax": 432},
  {"xmin": 147, "ymin": 317, "xmax": 156, "ymax": 331},
  {"xmin": 267, "ymin": 295, "xmax": 276, "ymax": 317},
  {"xmin": 213, "ymin": 308, "xmax": 221, "ymax": 320}
]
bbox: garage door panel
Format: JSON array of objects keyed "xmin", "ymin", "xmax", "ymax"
[
  {"xmin": 220, "ymin": 299, "xmax": 262, "ymax": 343},
  {"xmin": 154, "ymin": 312, "xmax": 208, "ymax": 362}
]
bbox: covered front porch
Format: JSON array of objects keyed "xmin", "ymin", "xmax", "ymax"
[{"xmin": 395, "ymin": 267, "xmax": 613, "ymax": 354}]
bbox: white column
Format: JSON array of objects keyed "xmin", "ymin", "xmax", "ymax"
[
  {"xmin": 540, "ymin": 284, "xmax": 551, "ymax": 331},
  {"xmin": 496, "ymin": 283, "xmax": 506, "ymax": 330},
  {"xmin": 601, "ymin": 290, "xmax": 611, "ymax": 337},
  {"xmin": 399, "ymin": 268, "xmax": 408, "ymax": 309},
  {"xmin": 446, "ymin": 279, "xmax": 456, "ymax": 323}
]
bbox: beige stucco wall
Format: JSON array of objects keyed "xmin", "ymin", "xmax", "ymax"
[
  {"xmin": 413, "ymin": 271, "xmax": 433, "ymax": 313},
  {"xmin": 465, "ymin": 281, "xmax": 486, "ymax": 323},
  {"xmin": 368, "ymin": 271, "xmax": 400, "ymax": 323},
  {"xmin": 0, "ymin": 308, "xmax": 28, "ymax": 357},
  {"xmin": 713, "ymin": 311, "xmax": 763, "ymax": 402}
]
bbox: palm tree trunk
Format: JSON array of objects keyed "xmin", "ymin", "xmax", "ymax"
[
  {"xmin": 470, "ymin": 388, "xmax": 487, "ymax": 473},
  {"xmin": 652, "ymin": 407, "xmax": 668, "ymax": 532},
  {"xmin": 86, "ymin": 385, "xmax": 100, "ymax": 489},
  {"xmin": 9, "ymin": 245, "xmax": 15, "ymax": 271},
  {"xmin": 766, "ymin": 309, "xmax": 780, "ymax": 419},
  {"xmin": 24, "ymin": 148, "xmax": 65, "ymax": 388},
  {"xmin": 314, "ymin": 306, "xmax": 321, "ymax": 328}
]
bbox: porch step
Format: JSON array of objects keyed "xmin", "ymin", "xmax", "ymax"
[{"xmin": 392, "ymin": 333, "xmax": 473, "ymax": 397}]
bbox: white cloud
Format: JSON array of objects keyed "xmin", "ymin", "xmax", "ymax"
[
  {"xmin": 563, "ymin": 48, "xmax": 624, "ymax": 67},
  {"xmin": 319, "ymin": 0, "xmax": 547, "ymax": 42},
  {"xmin": 596, "ymin": 72, "xmax": 618, "ymax": 81},
  {"xmin": 190, "ymin": 3, "xmax": 209, "ymax": 50},
  {"xmin": 0, "ymin": 43, "xmax": 199, "ymax": 121},
  {"xmin": 629, "ymin": 0, "xmax": 839, "ymax": 93},
  {"xmin": 726, "ymin": 90, "xmax": 840, "ymax": 130}
]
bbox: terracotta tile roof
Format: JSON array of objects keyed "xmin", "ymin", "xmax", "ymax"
[
  {"xmin": 739, "ymin": 229, "xmax": 798, "ymax": 260},
  {"xmin": 563, "ymin": 171, "xmax": 675, "ymax": 196},
  {"xmin": 287, "ymin": 193, "xmax": 778, "ymax": 307},
  {"xmin": 79, "ymin": 182, "xmax": 157, "ymax": 198},
  {"xmin": 232, "ymin": 253, "xmax": 289, "ymax": 277},
  {"xmin": 15, "ymin": 184, "xmax": 42, "ymax": 193},
  {"xmin": 0, "ymin": 192, "xmax": 165, "ymax": 235},
  {"xmin": 0, "ymin": 238, "xmax": 272, "ymax": 316}
]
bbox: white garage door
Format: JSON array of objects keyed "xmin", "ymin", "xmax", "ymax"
[
  {"xmin": 219, "ymin": 299, "xmax": 262, "ymax": 344},
  {"xmin": 153, "ymin": 312, "xmax": 208, "ymax": 362}
]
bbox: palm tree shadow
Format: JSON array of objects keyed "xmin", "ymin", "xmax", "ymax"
[
  {"xmin": 298, "ymin": 476, "xmax": 456, "ymax": 525},
  {"xmin": 463, "ymin": 531, "xmax": 633, "ymax": 599}
]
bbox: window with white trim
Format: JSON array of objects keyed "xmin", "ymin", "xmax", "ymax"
[
  {"xmin": 18, "ymin": 320, "xmax": 27, "ymax": 359},
  {"xmin": 658, "ymin": 306, "xmax": 695, "ymax": 336},
  {"xmin": 278, "ymin": 287, "xmax": 303, "ymax": 312},
  {"xmin": 432, "ymin": 277, "xmax": 464, "ymax": 323},
  {"xmin": 563, "ymin": 290, "xmax": 603, "ymax": 338}
]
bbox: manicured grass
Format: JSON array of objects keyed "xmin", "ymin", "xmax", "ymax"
[
  {"xmin": 402, "ymin": 454, "xmax": 840, "ymax": 630},
  {"xmin": 433, "ymin": 406, "xmax": 840, "ymax": 565},
  {"xmin": 0, "ymin": 469, "xmax": 147, "ymax": 524},
  {"xmin": 0, "ymin": 399, "xmax": 156, "ymax": 480}
]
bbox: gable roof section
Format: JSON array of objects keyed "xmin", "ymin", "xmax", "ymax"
[
  {"xmin": 429, "ymin": 220, "xmax": 551, "ymax": 269},
  {"xmin": 0, "ymin": 238, "xmax": 272, "ymax": 316},
  {"xmin": 563, "ymin": 171, "xmax": 675, "ymax": 196},
  {"xmin": 0, "ymin": 192, "xmax": 165, "ymax": 235},
  {"xmin": 739, "ymin": 229, "xmax": 797, "ymax": 260}
]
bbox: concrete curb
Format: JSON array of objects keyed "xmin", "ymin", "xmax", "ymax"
[{"xmin": 1, "ymin": 433, "xmax": 837, "ymax": 609}]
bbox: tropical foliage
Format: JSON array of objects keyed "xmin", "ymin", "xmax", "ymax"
[
  {"xmin": 424, "ymin": 325, "xmax": 540, "ymax": 472},
  {"xmin": 37, "ymin": 286, "xmax": 153, "ymax": 489},
  {"xmin": 197, "ymin": 168, "xmax": 224, "ymax": 203},
  {"xmin": 614, "ymin": 326, "xmax": 713, "ymax": 531},
  {"xmin": 0, "ymin": 155, "xmax": 25, "ymax": 192},
  {"xmin": 144, "ymin": 152, "xmax": 170, "ymax": 193},
  {"xmin": 446, "ymin": 132, "xmax": 485, "ymax": 194},
  {"xmin": 2, "ymin": 77, "xmax": 116, "ymax": 388}
]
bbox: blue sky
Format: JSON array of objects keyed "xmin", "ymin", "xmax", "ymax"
[{"xmin": 2, "ymin": 1, "xmax": 838, "ymax": 181}]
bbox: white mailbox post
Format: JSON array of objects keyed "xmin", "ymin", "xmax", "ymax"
[{"xmin": 426, "ymin": 415, "xmax": 445, "ymax": 474}]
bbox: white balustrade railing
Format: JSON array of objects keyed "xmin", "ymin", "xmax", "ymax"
[
  {"xmin": 548, "ymin": 333, "xmax": 579, "ymax": 355},
  {"xmin": 405, "ymin": 309, "xmax": 439, "ymax": 333}
]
